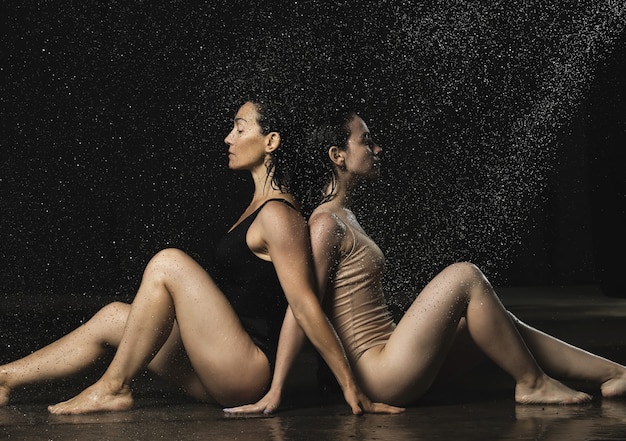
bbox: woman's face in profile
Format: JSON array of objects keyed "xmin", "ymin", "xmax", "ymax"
[
  {"xmin": 343, "ymin": 116, "xmax": 382, "ymax": 180},
  {"xmin": 224, "ymin": 102, "xmax": 268, "ymax": 171}
]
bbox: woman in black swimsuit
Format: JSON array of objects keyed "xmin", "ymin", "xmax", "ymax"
[{"xmin": 0, "ymin": 95, "xmax": 401, "ymax": 415}]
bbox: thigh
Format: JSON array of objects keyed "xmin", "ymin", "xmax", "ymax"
[
  {"xmin": 356, "ymin": 265, "xmax": 472, "ymax": 403},
  {"xmin": 147, "ymin": 321, "xmax": 212, "ymax": 402},
  {"xmin": 151, "ymin": 249, "xmax": 270, "ymax": 405},
  {"xmin": 430, "ymin": 318, "xmax": 486, "ymax": 384}
]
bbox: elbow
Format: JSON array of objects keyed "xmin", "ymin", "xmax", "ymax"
[{"xmin": 289, "ymin": 295, "xmax": 324, "ymax": 333}]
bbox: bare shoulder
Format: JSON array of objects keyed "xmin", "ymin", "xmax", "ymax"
[
  {"xmin": 309, "ymin": 208, "xmax": 346, "ymax": 245},
  {"xmin": 258, "ymin": 199, "xmax": 303, "ymax": 221},
  {"xmin": 255, "ymin": 199, "xmax": 307, "ymax": 238}
]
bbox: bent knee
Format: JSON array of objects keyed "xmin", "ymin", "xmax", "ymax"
[
  {"xmin": 93, "ymin": 301, "xmax": 130, "ymax": 326},
  {"xmin": 444, "ymin": 262, "xmax": 488, "ymax": 287},
  {"xmin": 145, "ymin": 248, "xmax": 193, "ymax": 277},
  {"xmin": 151, "ymin": 248, "xmax": 191, "ymax": 266},
  {"xmin": 87, "ymin": 301, "xmax": 130, "ymax": 345}
]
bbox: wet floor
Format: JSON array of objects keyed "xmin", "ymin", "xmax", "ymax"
[
  {"xmin": 2, "ymin": 285, "xmax": 626, "ymax": 440},
  {"xmin": 3, "ymin": 399, "xmax": 626, "ymax": 441}
]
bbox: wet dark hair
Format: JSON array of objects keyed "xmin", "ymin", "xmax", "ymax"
[
  {"xmin": 242, "ymin": 93, "xmax": 302, "ymax": 195},
  {"xmin": 296, "ymin": 105, "xmax": 360, "ymax": 218}
]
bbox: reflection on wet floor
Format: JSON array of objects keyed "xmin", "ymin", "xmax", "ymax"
[
  {"xmin": 2, "ymin": 286, "xmax": 626, "ymax": 440},
  {"xmin": 3, "ymin": 399, "xmax": 626, "ymax": 441}
]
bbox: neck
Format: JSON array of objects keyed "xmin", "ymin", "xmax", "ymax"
[
  {"xmin": 250, "ymin": 163, "xmax": 285, "ymax": 202},
  {"xmin": 324, "ymin": 174, "xmax": 357, "ymax": 209}
]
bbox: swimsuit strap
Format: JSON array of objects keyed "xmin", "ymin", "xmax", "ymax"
[{"xmin": 259, "ymin": 198, "xmax": 297, "ymax": 211}]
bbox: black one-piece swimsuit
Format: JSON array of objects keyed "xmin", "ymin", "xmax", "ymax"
[{"xmin": 211, "ymin": 199, "xmax": 293, "ymax": 366}]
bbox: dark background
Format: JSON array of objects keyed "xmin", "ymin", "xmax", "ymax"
[{"xmin": 1, "ymin": 0, "xmax": 625, "ymax": 325}]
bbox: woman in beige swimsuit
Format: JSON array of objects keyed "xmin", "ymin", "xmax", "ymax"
[{"xmin": 230, "ymin": 105, "xmax": 626, "ymax": 414}]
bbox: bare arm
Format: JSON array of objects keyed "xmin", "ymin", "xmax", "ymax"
[
  {"xmin": 224, "ymin": 306, "xmax": 307, "ymax": 414},
  {"xmin": 262, "ymin": 204, "xmax": 362, "ymax": 411},
  {"xmin": 265, "ymin": 212, "xmax": 344, "ymax": 406},
  {"xmin": 225, "ymin": 203, "xmax": 402, "ymax": 414},
  {"xmin": 308, "ymin": 211, "xmax": 343, "ymax": 300}
]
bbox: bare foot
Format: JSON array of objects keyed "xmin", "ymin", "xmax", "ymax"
[
  {"xmin": 48, "ymin": 381, "xmax": 134, "ymax": 415},
  {"xmin": 515, "ymin": 375, "xmax": 592, "ymax": 405},
  {"xmin": 601, "ymin": 370, "xmax": 626, "ymax": 398}
]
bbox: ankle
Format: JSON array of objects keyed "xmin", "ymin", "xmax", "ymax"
[
  {"xmin": 518, "ymin": 372, "xmax": 547, "ymax": 390},
  {"xmin": 98, "ymin": 375, "xmax": 131, "ymax": 395}
]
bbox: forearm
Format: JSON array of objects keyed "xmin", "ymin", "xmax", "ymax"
[
  {"xmin": 270, "ymin": 307, "xmax": 308, "ymax": 392},
  {"xmin": 290, "ymin": 296, "xmax": 357, "ymax": 392}
]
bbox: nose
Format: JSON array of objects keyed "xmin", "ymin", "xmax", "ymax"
[
  {"xmin": 373, "ymin": 143, "xmax": 382, "ymax": 155},
  {"xmin": 224, "ymin": 130, "xmax": 233, "ymax": 145}
]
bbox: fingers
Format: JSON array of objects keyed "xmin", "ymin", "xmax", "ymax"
[
  {"xmin": 222, "ymin": 405, "xmax": 254, "ymax": 414},
  {"xmin": 223, "ymin": 395, "xmax": 402, "ymax": 416},
  {"xmin": 223, "ymin": 404, "xmax": 265, "ymax": 414},
  {"xmin": 347, "ymin": 390, "xmax": 404, "ymax": 415},
  {"xmin": 223, "ymin": 402, "xmax": 278, "ymax": 415},
  {"xmin": 369, "ymin": 402, "xmax": 406, "ymax": 414},
  {"xmin": 349, "ymin": 400, "xmax": 404, "ymax": 415},
  {"xmin": 351, "ymin": 404, "xmax": 363, "ymax": 415},
  {"xmin": 223, "ymin": 390, "xmax": 281, "ymax": 416}
]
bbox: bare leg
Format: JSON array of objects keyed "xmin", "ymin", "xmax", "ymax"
[
  {"xmin": 48, "ymin": 249, "xmax": 270, "ymax": 415},
  {"xmin": 145, "ymin": 323, "xmax": 210, "ymax": 402},
  {"xmin": 354, "ymin": 262, "xmax": 591, "ymax": 405},
  {"xmin": 0, "ymin": 301, "xmax": 207, "ymax": 407},
  {"xmin": 0, "ymin": 302, "xmax": 129, "ymax": 407},
  {"xmin": 430, "ymin": 318, "xmax": 485, "ymax": 384},
  {"xmin": 509, "ymin": 313, "xmax": 626, "ymax": 398},
  {"xmin": 415, "ymin": 309, "xmax": 626, "ymax": 398}
]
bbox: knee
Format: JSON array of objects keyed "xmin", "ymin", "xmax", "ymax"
[
  {"xmin": 83, "ymin": 301, "xmax": 131, "ymax": 346},
  {"xmin": 144, "ymin": 248, "xmax": 191, "ymax": 279},
  {"xmin": 91, "ymin": 301, "xmax": 130, "ymax": 328},
  {"xmin": 445, "ymin": 261, "xmax": 488, "ymax": 288},
  {"xmin": 151, "ymin": 248, "xmax": 190, "ymax": 265}
]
